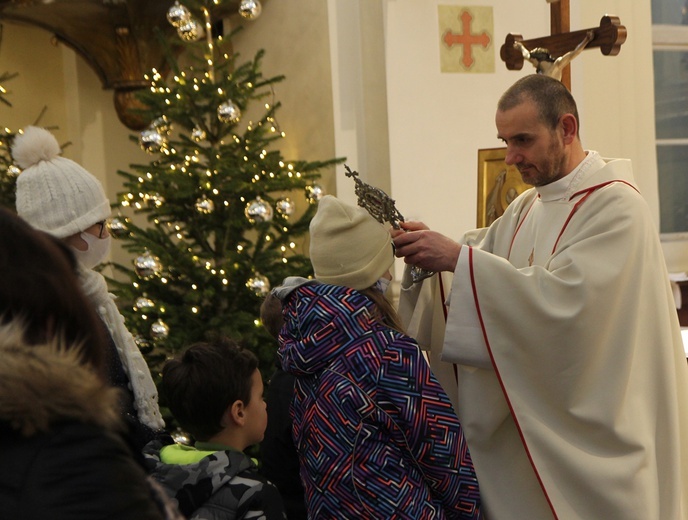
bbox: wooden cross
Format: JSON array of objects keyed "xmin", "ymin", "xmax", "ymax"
[{"xmin": 499, "ymin": 0, "xmax": 627, "ymax": 90}]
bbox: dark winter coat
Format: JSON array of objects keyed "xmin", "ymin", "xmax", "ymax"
[
  {"xmin": 143, "ymin": 440, "xmax": 287, "ymax": 520},
  {"xmin": 260, "ymin": 364, "xmax": 308, "ymax": 520},
  {"xmin": 0, "ymin": 322, "xmax": 182, "ymax": 520},
  {"xmin": 278, "ymin": 283, "xmax": 483, "ymax": 519}
]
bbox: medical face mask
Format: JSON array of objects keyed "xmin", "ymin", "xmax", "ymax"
[
  {"xmin": 72, "ymin": 233, "xmax": 111, "ymax": 269},
  {"xmin": 375, "ymin": 277, "xmax": 391, "ymax": 294}
]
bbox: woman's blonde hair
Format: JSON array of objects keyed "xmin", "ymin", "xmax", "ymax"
[{"xmin": 360, "ymin": 286, "xmax": 406, "ymax": 335}]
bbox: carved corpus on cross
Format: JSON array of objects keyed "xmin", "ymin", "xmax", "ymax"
[{"xmin": 500, "ymin": 3, "xmax": 627, "ymax": 90}]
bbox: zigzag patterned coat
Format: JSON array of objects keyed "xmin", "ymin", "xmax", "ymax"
[{"xmin": 278, "ymin": 283, "xmax": 482, "ymax": 519}]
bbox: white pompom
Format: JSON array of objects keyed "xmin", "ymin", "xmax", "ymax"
[{"xmin": 11, "ymin": 126, "xmax": 61, "ymax": 169}]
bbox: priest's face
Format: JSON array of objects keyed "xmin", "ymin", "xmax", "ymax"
[{"xmin": 496, "ymin": 99, "xmax": 568, "ymax": 187}]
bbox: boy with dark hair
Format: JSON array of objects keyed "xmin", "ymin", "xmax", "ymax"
[{"xmin": 143, "ymin": 338, "xmax": 286, "ymax": 520}]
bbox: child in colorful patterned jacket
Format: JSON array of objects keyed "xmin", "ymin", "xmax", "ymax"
[
  {"xmin": 143, "ymin": 338, "xmax": 286, "ymax": 520},
  {"xmin": 271, "ymin": 195, "xmax": 483, "ymax": 519}
]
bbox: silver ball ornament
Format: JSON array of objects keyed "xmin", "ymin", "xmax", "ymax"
[
  {"xmin": 195, "ymin": 196, "xmax": 215, "ymax": 214},
  {"xmin": 139, "ymin": 128, "xmax": 167, "ymax": 154},
  {"xmin": 147, "ymin": 193, "xmax": 165, "ymax": 208},
  {"xmin": 134, "ymin": 251, "xmax": 162, "ymax": 279},
  {"xmin": 191, "ymin": 126, "xmax": 206, "ymax": 142},
  {"xmin": 135, "ymin": 297, "xmax": 155, "ymax": 310},
  {"xmin": 275, "ymin": 197, "xmax": 295, "ymax": 218},
  {"xmin": 217, "ymin": 100, "xmax": 241, "ymax": 124},
  {"xmin": 151, "ymin": 116, "xmax": 170, "ymax": 135},
  {"xmin": 171, "ymin": 428, "xmax": 193, "ymax": 446},
  {"xmin": 133, "ymin": 334, "xmax": 151, "ymax": 350},
  {"xmin": 167, "ymin": 2, "xmax": 191, "ymax": 27},
  {"xmin": 244, "ymin": 197, "xmax": 273, "ymax": 224},
  {"xmin": 306, "ymin": 184, "xmax": 325, "ymax": 204},
  {"xmin": 177, "ymin": 19, "xmax": 202, "ymax": 42},
  {"xmin": 246, "ymin": 273, "xmax": 270, "ymax": 297},
  {"xmin": 150, "ymin": 319, "xmax": 169, "ymax": 341},
  {"xmin": 239, "ymin": 0, "xmax": 262, "ymax": 20},
  {"xmin": 108, "ymin": 216, "xmax": 129, "ymax": 238}
]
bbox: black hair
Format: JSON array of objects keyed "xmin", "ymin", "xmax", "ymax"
[
  {"xmin": 161, "ymin": 337, "xmax": 259, "ymax": 441},
  {"xmin": 497, "ymin": 74, "xmax": 580, "ymax": 133},
  {"xmin": 0, "ymin": 207, "xmax": 107, "ymax": 375}
]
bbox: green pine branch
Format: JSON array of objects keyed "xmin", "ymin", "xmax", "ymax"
[{"xmin": 110, "ymin": 5, "xmax": 344, "ymax": 383}]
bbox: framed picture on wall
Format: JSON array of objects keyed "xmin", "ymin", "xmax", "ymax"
[{"xmin": 477, "ymin": 147, "xmax": 530, "ymax": 227}]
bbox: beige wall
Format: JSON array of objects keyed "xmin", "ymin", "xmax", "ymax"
[
  {"xmin": 232, "ymin": 0, "xmax": 337, "ymax": 195},
  {"xmin": 2, "ymin": 0, "xmax": 686, "ymax": 272},
  {"xmin": 0, "ymin": 24, "xmax": 69, "ymax": 151},
  {"xmin": 0, "ymin": 1, "xmax": 336, "ymax": 269},
  {"xmin": 326, "ymin": 0, "xmax": 681, "ymax": 273}
]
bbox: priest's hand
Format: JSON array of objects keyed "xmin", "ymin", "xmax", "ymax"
[{"xmin": 391, "ymin": 221, "xmax": 462, "ymax": 273}]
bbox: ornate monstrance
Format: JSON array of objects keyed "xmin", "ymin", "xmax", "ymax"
[{"xmin": 344, "ymin": 165, "xmax": 433, "ymax": 283}]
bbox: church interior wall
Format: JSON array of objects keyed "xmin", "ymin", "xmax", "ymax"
[
  {"xmin": 0, "ymin": 0, "xmax": 686, "ymax": 273},
  {"xmin": 377, "ymin": 0, "xmax": 665, "ymax": 275}
]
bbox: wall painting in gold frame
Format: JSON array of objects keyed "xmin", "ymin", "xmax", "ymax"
[{"xmin": 477, "ymin": 147, "xmax": 530, "ymax": 227}]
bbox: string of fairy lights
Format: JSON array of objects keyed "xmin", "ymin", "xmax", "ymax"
[{"xmin": 112, "ymin": 0, "xmax": 325, "ymax": 343}]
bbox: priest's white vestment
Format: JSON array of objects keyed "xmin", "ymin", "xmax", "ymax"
[{"xmin": 400, "ymin": 152, "xmax": 688, "ymax": 519}]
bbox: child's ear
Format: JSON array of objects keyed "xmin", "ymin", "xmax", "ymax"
[{"xmin": 221, "ymin": 400, "xmax": 245, "ymax": 427}]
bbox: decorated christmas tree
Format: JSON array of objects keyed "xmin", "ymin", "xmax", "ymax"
[
  {"xmin": 0, "ymin": 71, "xmax": 21, "ymax": 210},
  {"xmin": 109, "ymin": 0, "xmax": 339, "ymax": 382}
]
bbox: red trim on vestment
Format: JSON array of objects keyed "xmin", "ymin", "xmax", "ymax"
[
  {"xmin": 552, "ymin": 180, "xmax": 638, "ymax": 253},
  {"xmin": 467, "ymin": 245, "xmax": 559, "ymax": 519},
  {"xmin": 470, "ymin": 179, "xmax": 637, "ymax": 517}
]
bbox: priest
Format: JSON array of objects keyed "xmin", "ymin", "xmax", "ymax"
[{"xmin": 393, "ymin": 74, "xmax": 688, "ymax": 520}]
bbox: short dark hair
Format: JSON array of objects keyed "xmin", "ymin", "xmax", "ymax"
[
  {"xmin": 161, "ymin": 337, "xmax": 259, "ymax": 441},
  {"xmin": 260, "ymin": 292, "xmax": 284, "ymax": 339},
  {"xmin": 497, "ymin": 74, "xmax": 580, "ymax": 132},
  {"xmin": 0, "ymin": 207, "xmax": 107, "ymax": 374}
]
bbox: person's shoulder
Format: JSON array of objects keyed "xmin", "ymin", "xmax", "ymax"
[{"xmin": 18, "ymin": 422, "xmax": 167, "ymax": 519}]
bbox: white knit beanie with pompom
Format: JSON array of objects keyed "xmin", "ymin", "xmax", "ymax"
[{"xmin": 13, "ymin": 126, "xmax": 111, "ymax": 238}]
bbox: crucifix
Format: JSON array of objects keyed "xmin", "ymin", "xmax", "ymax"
[{"xmin": 499, "ymin": 0, "xmax": 627, "ymax": 90}]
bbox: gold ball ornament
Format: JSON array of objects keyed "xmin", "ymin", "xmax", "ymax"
[{"xmin": 6, "ymin": 165, "xmax": 20, "ymax": 177}]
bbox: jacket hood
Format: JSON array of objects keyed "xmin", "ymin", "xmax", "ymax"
[
  {"xmin": 143, "ymin": 441, "xmax": 254, "ymax": 517},
  {"xmin": 0, "ymin": 321, "xmax": 122, "ymax": 436},
  {"xmin": 278, "ymin": 283, "xmax": 379, "ymax": 375}
]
